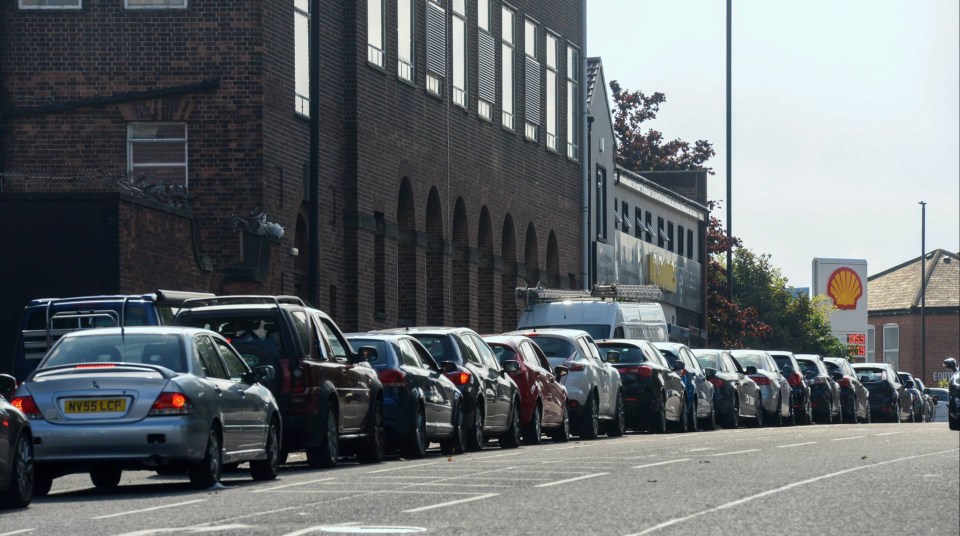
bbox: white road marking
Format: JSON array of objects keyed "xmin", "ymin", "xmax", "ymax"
[
  {"xmin": 403, "ymin": 493, "xmax": 500, "ymax": 513},
  {"xmin": 776, "ymin": 442, "xmax": 817, "ymax": 448},
  {"xmin": 831, "ymin": 436, "xmax": 866, "ymax": 441},
  {"xmin": 624, "ymin": 448, "xmax": 959, "ymax": 536},
  {"xmin": 280, "ymin": 523, "xmax": 361, "ymax": 536},
  {"xmin": 468, "ymin": 451, "xmax": 524, "ymax": 459},
  {"xmin": 367, "ymin": 462, "xmax": 438, "ymax": 474},
  {"xmin": 876, "ymin": 431, "xmax": 906, "ymax": 436},
  {"xmin": 252, "ymin": 477, "xmax": 337, "ymax": 492},
  {"xmin": 632, "ymin": 459, "xmax": 691, "ymax": 469},
  {"xmin": 710, "ymin": 449, "xmax": 760, "ymax": 456},
  {"xmin": 91, "ymin": 499, "xmax": 206, "ymax": 520},
  {"xmin": 534, "ymin": 472, "xmax": 609, "ymax": 488},
  {"xmin": 543, "ymin": 445, "xmax": 580, "ymax": 451},
  {"xmin": 113, "ymin": 526, "xmax": 253, "ymax": 536},
  {"xmin": 0, "ymin": 530, "xmax": 35, "ymax": 536}
]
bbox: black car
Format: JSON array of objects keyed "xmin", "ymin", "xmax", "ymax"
[
  {"xmin": 372, "ymin": 327, "xmax": 521, "ymax": 450},
  {"xmin": 768, "ymin": 350, "xmax": 813, "ymax": 425},
  {"xmin": 346, "ymin": 334, "xmax": 466, "ymax": 457},
  {"xmin": 795, "ymin": 354, "xmax": 842, "ymax": 424},
  {"xmin": 1, "ymin": 374, "xmax": 33, "ymax": 508},
  {"xmin": 692, "ymin": 349, "xmax": 762, "ymax": 428},
  {"xmin": 653, "ymin": 342, "xmax": 717, "ymax": 431},
  {"xmin": 911, "ymin": 378, "xmax": 935, "ymax": 423},
  {"xmin": 944, "ymin": 358, "xmax": 959, "ymax": 430},
  {"xmin": 852, "ymin": 363, "xmax": 913, "ymax": 423},
  {"xmin": 597, "ymin": 339, "xmax": 686, "ymax": 433},
  {"xmin": 823, "ymin": 358, "xmax": 870, "ymax": 424},
  {"xmin": 896, "ymin": 371, "xmax": 925, "ymax": 423}
]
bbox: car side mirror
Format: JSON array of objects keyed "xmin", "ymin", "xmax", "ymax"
[
  {"xmin": 354, "ymin": 345, "xmax": 379, "ymax": 364},
  {"xmin": 704, "ymin": 367, "xmax": 717, "ymax": 378},
  {"xmin": 831, "ymin": 371, "xmax": 844, "ymax": 382},
  {"xmin": 0, "ymin": 373, "xmax": 16, "ymax": 401},
  {"xmin": 672, "ymin": 361, "xmax": 685, "ymax": 372},
  {"xmin": 905, "ymin": 380, "xmax": 915, "ymax": 389},
  {"xmin": 501, "ymin": 360, "xmax": 521, "ymax": 374},
  {"xmin": 554, "ymin": 366, "xmax": 569, "ymax": 379},
  {"xmin": 255, "ymin": 365, "xmax": 276, "ymax": 383},
  {"xmin": 944, "ymin": 358, "xmax": 958, "ymax": 372},
  {"xmin": 440, "ymin": 361, "xmax": 459, "ymax": 374},
  {"xmin": 745, "ymin": 366, "xmax": 759, "ymax": 375},
  {"xmin": 605, "ymin": 351, "xmax": 620, "ymax": 364}
]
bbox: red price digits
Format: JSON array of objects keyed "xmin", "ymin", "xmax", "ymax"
[{"xmin": 847, "ymin": 333, "xmax": 865, "ymax": 345}]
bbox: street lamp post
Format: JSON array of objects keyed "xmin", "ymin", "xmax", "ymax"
[{"xmin": 919, "ymin": 201, "xmax": 926, "ymax": 384}]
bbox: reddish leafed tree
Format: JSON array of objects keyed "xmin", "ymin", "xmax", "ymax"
[{"xmin": 610, "ymin": 80, "xmax": 716, "ymax": 175}]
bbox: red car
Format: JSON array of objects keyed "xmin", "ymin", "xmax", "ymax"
[{"xmin": 484, "ymin": 335, "xmax": 570, "ymax": 444}]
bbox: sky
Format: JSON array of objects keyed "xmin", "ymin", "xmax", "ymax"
[{"xmin": 587, "ymin": 0, "xmax": 960, "ymax": 289}]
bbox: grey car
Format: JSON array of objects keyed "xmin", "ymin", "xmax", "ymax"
[
  {"xmin": 729, "ymin": 350, "xmax": 793, "ymax": 426},
  {"xmin": 13, "ymin": 327, "xmax": 281, "ymax": 496}
]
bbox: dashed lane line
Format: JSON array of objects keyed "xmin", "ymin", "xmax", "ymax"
[
  {"xmin": 403, "ymin": 493, "xmax": 500, "ymax": 513},
  {"xmin": 710, "ymin": 449, "xmax": 760, "ymax": 456},
  {"xmin": 831, "ymin": 436, "xmax": 866, "ymax": 441},
  {"xmin": 91, "ymin": 499, "xmax": 206, "ymax": 520},
  {"xmin": 534, "ymin": 472, "xmax": 610, "ymax": 488},
  {"xmin": 251, "ymin": 477, "xmax": 337, "ymax": 492},
  {"xmin": 776, "ymin": 442, "xmax": 817, "ymax": 448},
  {"xmin": 632, "ymin": 459, "xmax": 691, "ymax": 469}
]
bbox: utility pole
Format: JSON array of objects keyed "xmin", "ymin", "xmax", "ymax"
[
  {"xmin": 726, "ymin": 0, "xmax": 734, "ymax": 305},
  {"xmin": 919, "ymin": 201, "xmax": 926, "ymax": 383}
]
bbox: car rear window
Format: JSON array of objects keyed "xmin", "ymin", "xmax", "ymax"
[
  {"xmin": 597, "ymin": 344, "xmax": 648, "ymax": 364},
  {"xmin": 797, "ymin": 359, "xmax": 819, "ymax": 375},
  {"xmin": 692, "ymin": 352, "xmax": 717, "ymax": 370},
  {"xmin": 772, "ymin": 356, "xmax": 792, "ymax": 371},
  {"xmin": 855, "ymin": 368, "xmax": 886, "ymax": 382},
  {"xmin": 179, "ymin": 313, "xmax": 287, "ymax": 359},
  {"xmin": 731, "ymin": 353, "xmax": 764, "ymax": 371},
  {"xmin": 489, "ymin": 344, "xmax": 518, "ymax": 366},
  {"xmin": 412, "ymin": 335, "xmax": 459, "ymax": 365},
  {"xmin": 42, "ymin": 333, "xmax": 186, "ymax": 372},
  {"xmin": 529, "ymin": 336, "xmax": 576, "ymax": 359}
]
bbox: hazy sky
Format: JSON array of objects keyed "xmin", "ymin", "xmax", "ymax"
[{"xmin": 587, "ymin": 0, "xmax": 959, "ymax": 288}]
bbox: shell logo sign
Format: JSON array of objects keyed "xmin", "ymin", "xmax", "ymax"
[{"xmin": 826, "ymin": 267, "xmax": 863, "ymax": 310}]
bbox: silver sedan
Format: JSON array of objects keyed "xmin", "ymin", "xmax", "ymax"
[
  {"xmin": 729, "ymin": 349, "xmax": 793, "ymax": 426},
  {"xmin": 11, "ymin": 326, "xmax": 281, "ymax": 495}
]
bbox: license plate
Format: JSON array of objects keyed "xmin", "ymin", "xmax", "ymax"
[{"xmin": 64, "ymin": 398, "xmax": 127, "ymax": 414}]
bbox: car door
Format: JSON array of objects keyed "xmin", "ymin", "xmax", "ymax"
[
  {"xmin": 195, "ymin": 334, "xmax": 244, "ymax": 454},
  {"xmin": 472, "ymin": 334, "xmax": 513, "ymax": 428},
  {"xmin": 682, "ymin": 347, "xmax": 711, "ymax": 417},
  {"xmin": 521, "ymin": 340, "xmax": 559, "ymax": 425},
  {"xmin": 215, "ymin": 337, "xmax": 269, "ymax": 451},
  {"xmin": 316, "ymin": 314, "xmax": 372, "ymax": 432},
  {"xmin": 588, "ymin": 336, "xmax": 620, "ymax": 415},
  {"xmin": 400, "ymin": 337, "xmax": 452, "ymax": 434},
  {"xmin": 460, "ymin": 334, "xmax": 503, "ymax": 428},
  {"xmin": 0, "ymin": 400, "xmax": 10, "ymax": 479},
  {"xmin": 724, "ymin": 352, "xmax": 757, "ymax": 416}
]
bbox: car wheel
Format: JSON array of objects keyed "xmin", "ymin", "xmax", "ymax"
[
  {"xmin": 651, "ymin": 393, "xmax": 668, "ymax": 434},
  {"xmin": 551, "ymin": 405, "xmax": 571, "ymax": 443},
  {"xmin": 786, "ymin": 395, "xmax": 796, "ymax": 426},
  {"xmin": 607, "ymin": 391, "xmax": 626, "ymax": 437},
  {"xmin": 688, "ymin": 400, "xmax": 699, "ymax": 432},
  {"xmin": 465, "ymin": 401, "xmax": 485, "ymax": 452},
  {"xmin": 949, "ymin": 412, "xmax": 959, "ymax": 431},
  {"xmin": 522, "ymin": 403, "xmax": 543, "ymax": 445},
  {"xmin": 357, "ymin": 399, "xmax": 385, "ymax": 464},
  {"xmin": 701, "ymin": 402, "xmax": 716, "ymax": 431},
  {"xmin": 1, "ymin": 432, "xmax": 33, "ymax": 508},
  {"xmin": 752, "ymin": 396, "xmax": 764, "ymax": 428},
  {"xmin": 673, "ymin": 397, "xmax": 690, "ymax": 433},
  {"xmin": 908, "ymin": 406, "xmax": 916, "ymax": 423},
  {"xmin": 251, "ymin": 419, "xmax": 280, "ymax": 481},
  {"xmin": 189, "ymin": 427, "xmax": 222, "ymax": 489},
  {"xmin": 441, "ymin": 402, "xmax": 467, "ymax": 455},
  {"xmin": 893, "ymin": 402, "xmax": 902, "ymax": 424},
  {"xmin": 90, "ymin": 466, "xmax": 122, "ymax": 491},
  {"xmin": 307, "ymin": 406, "xmax": 339, "ymax": 468},
  {"xmin": 728, "ymin": 396, "xmax": 740, "ymax": 429},
  {"xmin": 580, "ymin": 393, "xmax": 600, "ymax": 439},
  {"xmin": 499, "ymin": 401, "xmax": 521, "ymax": 449},
  {"xmin": 402, "ymin": 404, "xmax": 428, "ymax": 459},
  {"xmin": 773, "ymin": 395, "xmax": 784, "ymax": 427}
]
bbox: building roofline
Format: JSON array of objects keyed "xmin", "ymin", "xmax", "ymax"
[
  {"xmin": 614, "ymin": 165, "xmax": 709, "ymax": 214},
  {"xmin": 868, "ymin": 248, "xmax": 959, "ymax": 281}
]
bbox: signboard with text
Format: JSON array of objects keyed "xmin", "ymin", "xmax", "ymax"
[{"xmin": 812, "ymin": 258, "xmax": 868, "ymax": 360}]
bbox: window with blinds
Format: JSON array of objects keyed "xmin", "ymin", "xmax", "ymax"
[
  {"xmin": 501, "ymin": 6, "xmax": 515, "ymax": 130},
  {"xmin": 524, "ymin": 19, "xmax": 540, "ymax": 141},
  {"xmin": 426, "ymin": 0, "xmax": 446, "ymax": 96},
  {"xmin": 545, "ymin": 33, "xmax": 558, "ymax": 151}
]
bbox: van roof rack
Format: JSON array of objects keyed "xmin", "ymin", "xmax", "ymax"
[
  {"xmin": 178, "ymin": 295, "xmax": 306, "ymax": 309},
  {"xmin": 516, "ymin": 284, "xmax": 663, "ymax": 307}
]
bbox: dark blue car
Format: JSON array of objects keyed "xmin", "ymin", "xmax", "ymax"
[
  {"xmin": 347, "ymin": 334, "xmax": 466, "ymax": 457},
  {"xmin": 652, "ymin": 342, "xmax": 716, "ymax": 431}
]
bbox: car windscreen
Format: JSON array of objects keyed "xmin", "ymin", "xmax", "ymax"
[
  {"xmin": 42, "ymin": 333, "xmax": 187, "ymax": 372},
  {"xmin": 411, "ymin": 335, "xmax": 459, "ymax": 365},
  {"xmin": 597, "ymin": 344, "xmax": 648, "ymax": 364},
  {"xmin": 531, "ymin": 324, "xmax": 608, "ymax": 340},
  {"xmin": 692, "ymin": 352, "xmax": 717, "ymax": 370},
  {"xmin": 346, "ymin": 338, "xmax": 389, "ymax": 366},
  {"xmin": 530, "ymin": 336, "xmax": 576, "ymax": 359},
  {"xmin": 730, "ymin": 352, "xmax": 764, "ymax": 370}
]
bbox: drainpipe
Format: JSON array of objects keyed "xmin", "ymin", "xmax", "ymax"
[
  {"xmin": 307, "ymin": 0, "xmax": 321, "ymax": 305},
  {"xmin": 581, "ymin": 0, "xmax": 589, "ymax": 290}
]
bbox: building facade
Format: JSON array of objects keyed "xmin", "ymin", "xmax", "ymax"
[
  {"xmin": 0, "ymin": 0, "xmax": 586, "ymax": 366},
  {"xmin": 867, "ymin": 249, "xmax": 960, "ymax": 387}
]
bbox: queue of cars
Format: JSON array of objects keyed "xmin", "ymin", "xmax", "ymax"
[{"xmin": 1, "ymin": 292, "xmax": 955, "ymax": 511}]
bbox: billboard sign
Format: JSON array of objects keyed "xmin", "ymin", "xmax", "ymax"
[{"xmin": 812, "ymin": 258, "xmax": 868, "ymax": 358}]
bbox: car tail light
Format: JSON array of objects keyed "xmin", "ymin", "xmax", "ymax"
[
  {"xmin": 76, "ymin": 363, "xmax": 117, "ymax": 369},
  {"xmin": 708, "ymin": 377, "xmax": 725, "ymax": 389},
  {"xmin": 752, "ymin": 375, "xmax": 771, "ymax": 385},
  {"xmin": 292, "ymin": 364, "xmax": 307, "ymax": 394},
  {"xmin": 149, "ymin": 392, "xmax": 194, "ymax": 416},
  {"xmin": 838, "ymin": 377, "xmax": 851, "ymax": 389},
  {"xmin": 787, "ymin": 373, "xmax": 804, "ymax": 387},
  {"xmin": 565, "ymin": 361, "xmax": 587, "ymax": 372},
  {"xmin": 11, "ymin": 396, "xmax": 42, "ymax": 419},
  {"xmin": 378, "ymin": 368, "xmax": 407, "ymax": 387},
  {"xmin": 618, "ymin": 366, "xmax": 653, "ymax": 378},
  {"xmin": 812, "ymin": 377, "xmax": 829, "ymax": 385},
  {"xmin": 445, "ymin": 371, "xmax": 472, "ymax": 385}
]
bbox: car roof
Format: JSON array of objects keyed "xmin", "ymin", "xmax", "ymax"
[
  {"xmin": 504, "ymin": 328, "xmax": 592, "ymax": 339},
  {"xmin": 595, "ymin": 339, "xmax": 651, "ymax": 347},
  {"xmin": 372, "ymin": 326, "xmax": 472, "ymax": 336},
  {"xmin": 60, "ymin": 326, "xmax": 211, "ymax": 339}
]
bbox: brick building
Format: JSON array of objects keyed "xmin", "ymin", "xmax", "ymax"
[
  {"xmin": 0, "ymin": 0, "xmax": 586, "ymax": 366},
  {"xmin": 867, "ymin": 249, "xmax": 960, "ymax": 386}
]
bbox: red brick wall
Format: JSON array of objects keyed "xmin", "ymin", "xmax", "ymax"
[{"xmin": 869, "ymin": 311, "xmax": 960, "ymax": 386}]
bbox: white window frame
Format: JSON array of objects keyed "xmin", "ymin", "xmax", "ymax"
[
  {"xmin": 294, "ymin": 0, "xmax": 310, "ymax": 117},
  {"xmin": 866, "ymin": 325, "xmax": 876, "ymax": 363},
  {"xmin": 566, "ymin": 44, "xmax": 580, "ymax": 160},
  {"xmin": 127, "ymin": 123, "xmax": 188, "ymax": 187},
  {"xmin": 501, "ymin": 6, "xmax": 515, "ymax": 130},
  {"xmin": 451, "ymin": 0, "xmax": 467, "ymax": 108},
  {"xmin": 398, "ymin": 0, "xmax": 415, "ymax": 81},
  {"xmin": 476, "ymin": 0, "xmax": 494, "ymax": 120},
  {"xmin": 367, "ymin": 0, "xmax": 385, "ymax": 68},
  {"xmin": 545, "ymin": 32, "xmax": 558, "ymax": 151},
  {"xmin": 19, "ymin": 0, "xmax": 81, "ymax": 8},
  {"xmin": 425, "ymin": 0, "xmax": 446, "ymax": 96},
  {"xmin": 882, "ymin": 323, "xmax": 899, "ymax": 369},
  {"xmin": 523, "ymin": 18, "xmax": 538, "ymax": 141},
  {"xmin": 124, "ymin": 0, "xmax": 187, "ymax": 9}
]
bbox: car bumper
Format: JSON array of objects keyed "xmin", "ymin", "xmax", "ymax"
[
  {"xmin": 31, "ymin": 416, "xmax": 207, "ymax": 464},
  {"xmin": 757, "ymin": 385, "xmax": 779, "ymax": 415},
  {"xmin": 621, "ymin": 383, "xmax": 659, "ymax": 425}
]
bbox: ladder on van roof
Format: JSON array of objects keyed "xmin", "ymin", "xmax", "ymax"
[{"xmin": 516, "ymin": 284, "xmax": 663, "ymax": 309}]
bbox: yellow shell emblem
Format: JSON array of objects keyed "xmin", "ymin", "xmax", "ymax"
[{"xmin": 827, "ymin": 267, "xmax": 863, "ymax": 310}]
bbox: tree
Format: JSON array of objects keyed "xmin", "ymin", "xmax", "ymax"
[{"xmin": 609, "ymin": 80, "xmax": 716, "ymax": 174}]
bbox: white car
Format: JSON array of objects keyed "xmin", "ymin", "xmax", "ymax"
[
  {"xmin": 505, "ymin": 328, "xmax": 624, "ymax": 439},
  {"xmin": 925, "ymin": 387, "xmax": 949, "ymax": 423}
]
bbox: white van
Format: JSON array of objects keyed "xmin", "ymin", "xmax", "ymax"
[{"xmin": 516, "ymin": 301, "xmax": 668, "ymax": 342}]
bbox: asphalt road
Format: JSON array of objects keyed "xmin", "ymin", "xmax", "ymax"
[{"xmin": 2, "ymin": 422, "xmax": 958, "ymax": 536}]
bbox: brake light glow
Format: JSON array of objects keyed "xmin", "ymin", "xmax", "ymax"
[
  {"xmin": 838, "ymin": 377, "xmax": 851, "ymax": 389},
  {"xmin": 76, "ymin": 363, "xmax": 117, "ymax": 369},
  {"xmin": 11, "ymin": 396, "xmax": 42, "ymax": 419},
  {"xmin": 787, "ymin": 373, "xmax": 804, "ymax": 387},
  {"xmin": 378, "ymin": 368, "xmax": 407, "ymax": 387},
  {"xmin": 708, "ymin": 377, "xmax": 725, "ymax": 389},
  {"xmin": 445, "ymin": 371, "xmax": 472, "ymax": 385},
  {"xmin": 752, "ymin": 375, "xmax": 771, "ymax": 385},
  {"xmin": 566, "ymin": 361, "xmax": 586, "ymax": 372},
  {"xmin": 617, "ymin": 366, "xmax": 653, "ymax": 378},
  {"xmin": 149, "ymin": 392, "xmax": 194, "ymax": 416}
]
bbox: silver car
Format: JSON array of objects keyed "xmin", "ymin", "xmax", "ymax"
[
  {"xmin": 506, "ymin": 328, "xmax": 624, "ymax": 439},
  {"xmin": 728, "ymin": 350, "xmax": 793, "ymax": 426},
  {"xmin": 12, "ymin": 327, "xmax": 281, "ymax": 496}
]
